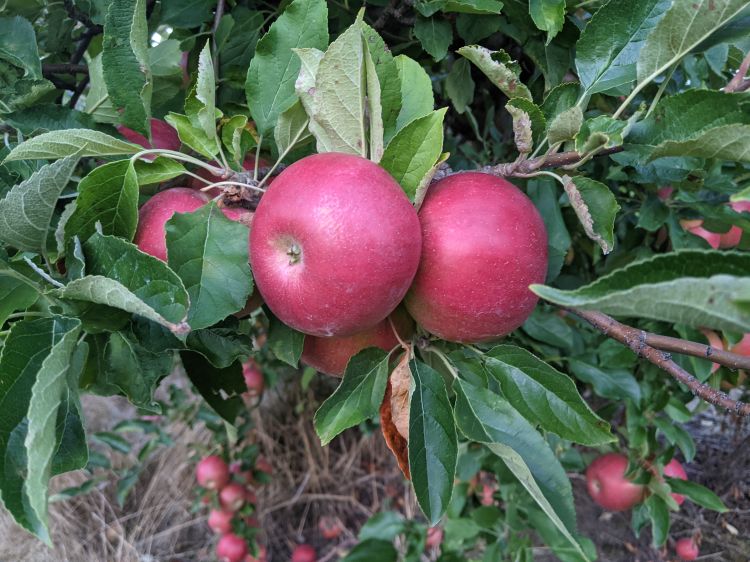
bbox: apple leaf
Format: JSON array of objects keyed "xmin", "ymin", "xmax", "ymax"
[
  {"xmin": 665, "ymin": 478, "xmax": 728, "ymax": 512},
  {"xmin": 529, "ymin": 0, "xmax": 565, "ymax": 44},
  {"xmin": 181, "ymin": 351, "xmax": 246, "ymax": 423},
  {"xmin": 568, "ymin": 359, "xmax": 642, "ymax": 402},
  {"xmin": 413, "ymin": 16, "xmax": 453, "ymax": 61},
  {"xmin": 275, "ymin": 100, "xmax": 311, "ymax": 156},
  {"xmin": 562, "ymin": 175, "xmax": 620, "ymax": 254},
  {"xmin": 408, "ymin": 359, "xmax": 457, "ymax": 525},
  {"xmin": 185, "ymin": 41, "xmax": 219, "ymax": 143},
  {"xmin": 457, "ymin": 46, "xmax": 532, "ymax": 101},
  {"xmin": 245, "ymin": 0, "xmax": 328, "ymax": 135},
  {"xmin": 645, "ymin": 495, "xmax": 670, "ymax": 546},
  {"xmin": 484, "ymin": 345, "xmax": 614, "ymax": 446},
  {"xmin": 165, "ymin": 112, "xmax": 219, "ymax": 160},
  {"xmin": 380, "ymin": 109, "xmax": 446, "ymax": 201},
  {"xmin": 314, "ymin": 348, "xmax": 391, "ymax": 446},
  {"xmin": 165, "ymin": 202, "xmax": 253, "ymax": 330},
  {"xmin": 64, "ymin": 160, "xmax": 139, "ymax": 246},
  {"xmin": 133, "ymin": 156, "xmax": 186, "ymax": 186},
  {"xmin": 0, "ymin": 153, "xmax": 80, "ymax": 253},
  {"xmin": 547, "ymin": 106, "xmax": 583, "ymax": 145},
  {"xmin": 3, "ymin": 129, "xmax": 140, "ymax": 162},
  {"xmin": 0, "ymin": 275, "xmax": 39, "ymax": 326},
  {"xmin": 222, "ymin": 115, "xmax": 258, "ymax": 168},
  {"xmin": 393, "ymin": 55, "xmax": 435, "ymax": 139},
  {"xmin": 531, "ymin": 250, "xmax": 750, "ymax": 333},
  {"xmin": 267, "ymin": 313, "xmax": 305, "ymax": 367}
]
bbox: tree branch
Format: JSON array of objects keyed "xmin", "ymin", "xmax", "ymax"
[
  {"xmin": 212, "ymin": 0, "xmax": 226, "ymax": 72},
  {"xmin": 566, "ymin": 308, "xmax": 750, "ymax": 417},
  {"xmin": 42, "ymin": 63, "xmax": 88, "ymax": 75},
  {"xmin": 642, "ymin": 332, "xmax": 750, "ymax": 371},
  {"xmin": 726, "ymin": 50, "xmax": 750, "ymax": 93},
  {"xmin": 481, "ymin": 146, "xmax": 624, "ymax": 177}
]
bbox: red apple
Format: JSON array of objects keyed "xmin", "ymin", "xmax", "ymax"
[
  {"xmin": 291, "ymin": 544, "xmax": 317, "ymax": 562},
  {"xmin": 731, "ymin": 333, "xmax": 750, "ymax": 356},
  {"xmin": 425, "ymin": 526, "xmax": 443, "ymax": 550},
  {"xmin": 675, "ymin": 537, "xmax": 699, "ymax": 561},
  {"xmin": 663, "ymin": 458, "xmax": 688, "ymax": 505},
  {"xmin": 216, "ymin": 533, "xmax": 248, "ymax": 562},
  {"xmin": 404, "ymin": 172, "xmax": 547, "ymax": 343},
  {"xmin": 318, "ymin": 516, "xmax": 343, "ymax": 540},
  {"xmin": 480, "ymin": 483, "xmax": 496, "ymax": 506},
  {"xmin": 585, "ymin": 453, "xmax": 645, "ymax": 511},
  {"xmin": 134, "ymin": 188, "xmax": 209, "ymax": 261},
  {"xmin": 250, "ymin": 152, "xmax": 422, "ymax": 337},
  {"xmin": 243, "ymin": 360, "xmax": 264, "ymax": 397},
  {"xmin": 196, "ymin": 455, "xmax": 230, "ymax": 490},
  {"xmin": 301, "ymin": 309, "xmax": 413, "ymax": 377},
  {"xmin": 245, "ymin": 545, "xmax": 267, "ymax": 562},
  {"xmin": 220, "ymin": 483, "xmax": 247, "ymax": 512},
  {"xmin": 117, "ymin": 118, "xmax": 181, "ymax": 157},
  {"xmin": 208, "ymin": 509, "xmax": 234, "ymax": 535},
  {"xmin": 657, "ymin": 186, "xmax": 674, "ymax": 200}
]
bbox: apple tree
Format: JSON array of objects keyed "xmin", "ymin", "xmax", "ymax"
[{"xmin": 1, "ymin": 0, "xmax": 749, "ymax": 559}]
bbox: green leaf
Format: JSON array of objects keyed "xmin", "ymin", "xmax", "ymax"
[
  {"xmin": 527, "ymin": 178, "xmax": 571, "ymax": 282},
  {"xmin": 160, "ymin": 0, "xmax": 214, "ymax": 27},
  {"xmin": 84, "ymin": 54, "xmax": 118, "ymax": 124},
  {"xmin": 445, "ymin": 58, "xmax": 476, "ymax": 114},
  {"xmin": 484, "ymin": 345, "xmax": 613, "ymax": 446},
  {"xmin": 3, "ymin": 129, "xmax": 140, "ymax": 161},
  {"xmin": 575, "ymin": 0, "xmax": 671, "ymax": 95},
  {"xmin": 653, "ymin": 418, "xmax": 695, "ymax": 462},
  {"xmin": 133, "ymin": 156, "xmax": 186, "ymax": 186},
  {"xmin": 164, "ymin": 112, "xmax": 219, "ymax": 160},
  {"xmin": 364, "ymin": 34, "xmax": 384, "ymax": 162},
  {"xmin": 245, "ymin": 0, "xmax": 328, "ymax": 135},
  {"xmin": 628, "ymin": 90, "xmax": 750, "ymax": 162},
  {"xmin": 0, "ymin": 153, "xmax": 80, "ymax": 253},
  {"xmin": 148, "ymin": 39, "xmax": 182, "ymax": 77},
  {"xmin": 665, "ymin": 478, "xmax": 728, "ymax": 512},
  {"xmin": 186, "ymin": 42, "xmax": 220, "ymax": 145},
  {"xmin": 222, "ymin": 115, "xmax": 258, "ymax": 168},
  {"xmin": 442, "ymin": 0, "xmax": 503, "ymax": 14},
  {"xmin": 23, "ymin": 324, "xmax": 83, "ymax": 534},
  {"xmin": 547, "ymin": 106, "xmax": 583, "ymax": 145},
  {"xmin": 414, "ymin": 16, "xmax": 453, "ymax": 61},
  {"xmin": 3, "ymin": 105, "xmax": 96, "ymax": 135},
  {"xmin": 457, "ymin": 46, "xmax": 532, "ymax": 101},
  {"xmin": 568, "ymin": 359, "xmax": 642, "ymax": 402},
  {"xmin": 180, "ymin": 351, "xmax": 246, "ymax": 423},
  {"xmin": 575, "ymin": 116, "xmax": 628, "ymax": 154},
  {"xmin": 409, "ymin": 359, "xmax": 458, "ymax": 525},
  {"xmin": 0, "ymin": 276, "xmax": 38, "ymax": 326},
  {"xmin": 341, "ymin": 539, "xmax": 399, "ymax": 562},
  {"xmin": 507, "ymin": 98, "xmax": 546, "ymax": 149},
  {"xmin": 307, "ymin": 22, "xmax": 367, "ymax": 157},
  {"xmin": 456, "ymin": 13, "xmax": 502, "ymax": 43},
  {"xmin": 314, "ymin": 348, "xmax": 391, "ymax": 445},
  {"xmin": 562, "ymin": 175, "xmax": 620, "ymax": 254},
  {"xmin": 453, "ymin": 379, "xmax": 578, "ymax": 535},
  {"xmin": 267, "ymin": 313, "xmax": 304, "ymax": 367},
  {"xmin": 645, "ymin": 495, "xmax": 669, "ymax": 546},
  {"xmin": 393, "ymin": 55, "xmax": 435, "ymax": 137},
  {"xmin": 531, "ymin": 250, "xmax": 750, "ymax": 333},
  {"xmin": 380, "ymin": 109, "xmax": 446, "ymax": 201},
  {"xmin": 637, "ymin": 0, "xmax": 749, "ymax": 88},
  {"xmin": 64, "ymin": 160, "xmax": 139, "ymax": 245},
  {"xmin": 102, "ymin": 0, "xmax": 151, "ymax": 135},
  {"xmin": 165, "ymin": 202, "xmax": 252, "ymax": 330},
  {"xmin": 0, "ymin": 16, "xmax": 42, "ymax": 77},
  {"xmin": 529, "ymin": 0, "xmax": 565, "ymax": 44},
  {"xmin": 0, "ymin": 316, "xmax": 81, "ymax": 540},
  {"xmin": 274, "ymin": 100, "xmax": 311, "ymax": 156},
  {"xmin": 540, "ymin": 82, "xmax": 579, "ymax": 124}
]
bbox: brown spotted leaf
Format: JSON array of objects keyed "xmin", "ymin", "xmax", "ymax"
[
  {"xmin": 380, "ymin": 381, "xmax": 410, "ymax": 479},
  {"xmin": 389, "ymin": 353, "xmax": 412, "ymax": 440}
]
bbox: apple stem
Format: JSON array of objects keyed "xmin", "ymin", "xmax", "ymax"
[
  {"xmin": 565, "ymin": 307, "xmax": 750, "ymax": 417},
  {"xmin": 425, "ymin": 346, "xmax": 459, "ymax": 380}
]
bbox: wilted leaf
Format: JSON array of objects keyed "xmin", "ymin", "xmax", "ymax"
[
  {"xmin": 380, "ymin": 380, "xmax": 411, "ymax": 479},
  {"xmin": 389, "ymin": 353, "xmax": 412, "ymax": 439},
  {"xmin": 458, "ymin": 45, "xmax": 532, "ymax": 101},
  {"xmin": 562, "ymin": 175, "xmax": 620, "ymax": 254}
]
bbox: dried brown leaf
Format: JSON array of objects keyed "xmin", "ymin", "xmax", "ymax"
[{"xmin": 380, "ymin": 381, "xmax": 410, "ymax": 480}]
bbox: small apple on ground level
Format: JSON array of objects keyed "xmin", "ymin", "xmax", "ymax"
[
  {"xmin": 405, "ymin": 172, "xmax": 547, "ymax": 343},
  {"xmin": 585, "ymin": 453, "xmax": 645, "ymax": 511},
  {"xmin": 318, "ymin": 516, "xmax": 343, "ymax": 540},
  {"xmin": 216, "ymin": 533, "xmax": 248, "ymax": 562},
  {"xmin": 425, "ymin": 526, "xmax": 443, "ymax": 550},
  {"xmin": 208, "ymin": 509, "xmax": 234, "ymax": 535},
  {"xmin": 195, "ymin": 455, "xmax": 230, "ymax": 490},
  {"xmin": 219, "ymin": 483, "xmax": 247, "ymax": 512},
  {"xmin": 134, "ymin": 188, "xmax": 209, "ymax": 261},
  {"xmin": 663, "ymin": 458, "xmax": 688, "ymax": 505},
  {"xmin": 242, "ymin": 360, "xmax": 264, "ymax": 397},
  {"xmin": 250, "ymin": 152, "xmax": 422, "ymax": 337},
  {"xmin": 675, "ymin": 537, "xmax": 699, "ymax": 561},
  {"xmin": 291, "ymin": 544, "xmax": 317, "ymax": 562}
]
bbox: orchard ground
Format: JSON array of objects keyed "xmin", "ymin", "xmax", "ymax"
[{"xmin": 0, "ymin": 372, "xmax": 747, "ymax": 562}]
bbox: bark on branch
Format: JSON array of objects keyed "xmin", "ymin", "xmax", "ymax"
[
  {"xmin": 566, "ymin": 308, "xmax": 750, "ymax": 417},
  {"xmin": 481, "ymin": 146, "xmax": 624, "ymax": 177}
]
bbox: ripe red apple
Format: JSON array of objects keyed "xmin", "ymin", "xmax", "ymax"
[
  {"xmin": 301, "ymin": 309, "xmax": 413, "ymax": 377},
  {"xmin": 681, "ymin": 201, "xmax": 748, "ymax": 249},
  {"xmin": 318, "ymin": 516, "xmax": 343, "ymax": 540},
  {"xmin": 216, "ymin": 533, "xmax": 248, "ymax": 562},
  {"xmin": 291, "ymin": 544, "xmax": 317, "ymax": 562},
  {"xmin": 404, "ymin": 172, "xmax": 547, "ymax": 343},
  {"xmin": 425, "ymin": 526, "xmax": 443, "ymax": 550},
  {"xmin": 585, "ymin": 453, "xmax": 645, "ymax": 511},
  {"xmin": 731, "ymin": 333, "xmax": 750, "ymax": 356},
  {"xmin": 245, "ymin": 545, "xmax": 267, "ymax": 562},
  {"xmin": 242, "ymin": 360, "xmax": 264, "ymax": 397},
  {"xmin": 220, "ymin": 483, "xmax": 247, "ymax": 512},
  {"xmin": 250, "ymin": 152, "xmax": 422, "ymax": 337},
  {"xmin": 117, "ymin": 118, "xmax": 181, "ymax": 156},
  {"xmin": 208, "ymin": 509, "xmax": 234, "ymax": 535},
  {"xmin": 134, "ymin": 188, "xmax": 209, "ymax": 261},
  {"xmin": 675, "ymin": 537, "xmax": 699, "ymax": 561},
  {"xmin": 480, "ymin": 483, "xmax": 496, "ymax": 506},
  {"xmin": 663, "ymin": 458, "xmax": 688, "ymax": 505},
  {"xmin": 196, "ymin": 455, "xmax": 230, "ymax": 490}
]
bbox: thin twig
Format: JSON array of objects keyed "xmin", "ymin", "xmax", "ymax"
[
  {"xmin": 480, "ymin": 145, "xmax": 624, "ymax": 177},
  {"xmin": 212, "ymin": 0, "xmax": 226, "ymax": 73},
  {"xmin": 643, "ymin": 332, "xmax": 750, "ymax": 371},
  {"xmin": 42, "ymin": 63, "xmax": 89, "ymax": 75},
  {"xmin": 567, "ymin": 308, "xmax": 750, "ymax": 416},
  {"xmin": 726, "ymin": 50, "xmax": 750, "ymax": 93}
]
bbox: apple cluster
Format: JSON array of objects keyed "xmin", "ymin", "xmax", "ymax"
[
  {"xmin": 585, "ymin": 453, "xmax": 699, "ymax": 560},
  {"xmin": 194, "ymin": 453, "xmax": 272, "ymax": 562},
  {"xmin": 133, "ymin": 149, "xmax": 549, "ymax": 374}
]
